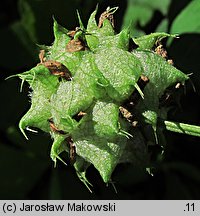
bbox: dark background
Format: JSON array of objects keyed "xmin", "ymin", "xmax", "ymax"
[{"xmin": 0, "ymin": 0, "xmax": 200, "ymax": 199}]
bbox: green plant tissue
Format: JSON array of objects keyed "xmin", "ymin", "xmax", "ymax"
[{"xmin": 13, "ymin": 7, "xmax": 189, "ymax": 189}]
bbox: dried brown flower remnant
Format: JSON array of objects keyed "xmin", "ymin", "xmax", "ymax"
[
  {"xmin": 38, "ymin": 50, "xmax": 72, "ymax": 81},
  {"xmin": 119, "ymin": 106, "xmax": 132, "ymax": 121},
  {"xmin": 155, "ymin": 44, "xmax": 168, "ymax": 59},
  {"xmin": 77, "ymin": 111, "xmax": 87, "ymax": 117},
  {"xmin": 98, "ymin": 6, "xmax": 118, "ymax": 28},
  {"xmin": 43, "ymin": 60, "xmax": 72, "ymax": 80},
  {"xmin": 119, "ymin": 106, "xmax": 138, "ymax": 127},
  {"xmin": 140, "ymin": 74, "xmax": 149, "ymax": 83},
  {"xmin": 67, "ymin": 27, "xmax": 81, "ymax": 38},
  {"xmin": 39, "ymin": 49, "xmax": 46, "ymax": 63},
  {"xmin": 66, "ymin": 27, "xmax": 86, "ymax": 52},
  {"xmin": 66, "ymin": 39, "xmax": 85, "ymax": 52},
  {"xmin": 167, "ymin": 59, "xmax": 174, "ymax": 65},
  {"xmin": 48, "ymin": 119, "xmax": 66, "ymax": 135},
  {"xmin": 66, "ymin": 137, "xmax": 76, "ymax": 165},
  {"xmin": 175, "ymin": 83, "xmax": 181, "ymax": 89},
  {"xmin": 72, "ymin": 111, "xmax": 87, "ymax": 122},
  {"xmin": 155, "ymin": 42, "xmax": 174, "ymax": 65}
]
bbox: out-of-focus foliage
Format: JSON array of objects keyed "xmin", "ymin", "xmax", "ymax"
[
  {"xmin": 122, "ymin": 0, "xmax": 171, "ymax": 36},
  {"xmin": 170, "ymin": 0, "xmax": 200, "ymax": 35}
]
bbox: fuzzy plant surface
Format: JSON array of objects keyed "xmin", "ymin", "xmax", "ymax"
[{"xmin": 10, "ymin": 7, "xmax": 200, "ymax": 191}]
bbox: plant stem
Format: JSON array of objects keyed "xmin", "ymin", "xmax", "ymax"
[{"xmin": 163, "ymin": 120, "xmax": 200, "ymax": 137}]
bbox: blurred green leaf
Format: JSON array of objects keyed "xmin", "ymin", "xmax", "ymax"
[
  {"xmin": 156, "ymin": 19, "xmax": 169, "ymax": 32},
  {"xmin": 131, "ymin": 0, "xmax": 171, "ymax": 14},
  {"xmin": 170, "ymin": 0, "xmax": 200, "ymax": 35},
  {"xmin": 19, "ymin": 0, "xmax": 37, "ymax": 42},
  {"xmin": 122, "ymin": 0, "xmax": 171, "ymax": 36}
]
